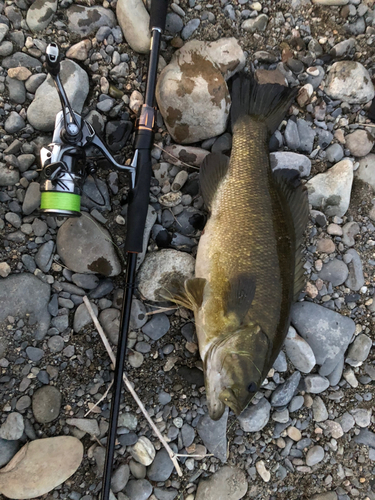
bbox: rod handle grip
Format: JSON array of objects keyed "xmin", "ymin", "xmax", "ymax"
[
  {"xmin": 125, "ymin": 150, "xmax": 152, "ymax": 253},
  {"xmin": 150, "ymin": 0, "xmax": 168, "ymax": 31}
]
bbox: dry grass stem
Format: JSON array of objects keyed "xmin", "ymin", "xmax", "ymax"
[
  {"xmin": 153, "ymin": 143, "xmax": 199, "ymax": 170},
  {"xmin": 84, "ymin": 381, "xmax": 114, "ymax": 417},
  {"xmin": 83, "ymin": 296, "xmax": 183, "ymax": 476}
]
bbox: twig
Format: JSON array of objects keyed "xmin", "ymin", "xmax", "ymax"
[
  {"xmin": 83, "ymin": 296, "xmax": 183, "ymax": 477},
  {"xmin": 84, "ymin": 381, "xmax": 114, "ymax": 417},
  {"xmin": 153, "ymin": 143, "xmax": 200, "ymax": 170},
  {"xmin": 145, "ymin": 306, "xmax": 177, "ymax": 316}
]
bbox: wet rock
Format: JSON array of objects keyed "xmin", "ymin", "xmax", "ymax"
[
  {"xmin": 56, "ymin": 214, "xmax": 121, "ymax": 277},
  {"xmin": 325, "ymin": 61, "xmax": 374, "ymax": 104},
  {"xmin": 116, "ymin": 0, "xmax": 150, "ymax": 53},
  {"xmin": 346, "ymin": 334, "xmax": 372, "ymax": 367},
  {"xmin": 0, "ymin": 437, "xmax": 83, "ymax": 500},
  {"xmin": 0, "ymin": 273, "xmax": 50, "ymax": 339},
  {"xmin": 195, "ymin": 466, "xmax": 248, "ymax": 500},
  {"xmin": 138, "ymin": 249, "xmax": 195, "ymax": 301},
  {"xmin": 271, "ymin": 371, "xmax": 301, "ymax": 407},
  {"xmin": 67, "ymin": 5, "xmax": 116, "ymax": 36},
  {"xmin": 0, "ymin": 413, "xmax": 24, "ymax": 441},
  {"xmin": 306, "ymin": 159, "xmax": 353, "ymax": 217},
  {"xmin": 197, "ymin": 408, "xmax": 228, "ymax": 462},
  {"xmin": 270, "ymin": 152, "xmax": 311, "ymax": 177},
  {"xmin": 237, "ymin": 397, "xmax": 271, "ymax": 432},
  {"xmin": 345, "ymin": 249, "xmax": 364, "ymax": 291},
  {"xmin": 284, "ymin": 326, "xmax": 316, "ymax": 373},
  {"xmin": 26, "ymin": 0, "xmax": 57, "ymax": 32},
  {"xmin": 345, "ymin": 130, "xmax": 374, "ymax": 157},
  {"xmin": 156, "ymin": 39, "xmax": 244, "ymax": 144},
  {"xmin": 27, "ymin": 60, "xmax": 89, "ymax": 132},
  {"xmin": 291, "ymin": 302, "xmax": 355, "ymax": 376},
  {"xmin": 32, "ymin": 386, "xmax": 61, "ymax": 424}
]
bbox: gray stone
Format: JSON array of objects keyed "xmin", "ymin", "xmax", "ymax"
[
  {"xmin": 32, "ymin": 386, "xmax": 61, "ymax": 423},
  {"xmin": 181, "ymin": 18, "xmax": 201, "ymax": 39},
  {"xmin": 291, "ymin": 302, "xmax": 355, "ymax": 376},
  {"xmin": 111, "ymin": 464, "xmax": 130, "ymax": 493},
  {"xmin": 242, "ymin": 14, "xmax": 269, "ymax": 32},
  {"xmin": 181, "ymin": 423, "xmax": 195, "ymax": 447},
  {"xmin": 141, "ymin": 314, "xmax": 170, "ymax": 340},
  {"xmin": 57, "ymin": 214, "xmax": 121, "ymax": 277},
  {"xmin": 26, "ymin": 0, "xmax": 57, "ymax": 31},
  {"xmin": 346, "ymin": 334, "xmax": 372, "ymax": 367},
  {"xmin": 67, "ymin": 5, "xmax": 116, "ymax": 36},
  {"xmin": 270, "ymin": 152, "xmax": 311, "ymax": 177},
  {"xmin": 116, "ymin": 0, "xmax": 150, "ymax": 54},
  {"xmin": 327, "ymin": 355, "xmax": 344, "ymax": 386},
  {"xmin": 354, "ymin": 429, "xmax": 375, "ymax": 448},
  {"xmin": 326, "ymin": 143, "xmax": 344, "ymax": 163},
  {"xmin": 0, "ymin": 273, "xmax": 50, "ymax": 339},
  {"xmin": 26, "ymin": 346, "xmax": 44, "ymax": 362},
  {"xmin": 73, "ymin": 302, "xmax": 98, "ymax": 333},
  {"xmin": 6, "ymin": 76, "xmax": 26, "ymax": 104},
  {"xmin": 81, "ymin": 176, "xmax": 111, "ymax": 211},
  {"xmin": 25, "ymin": 73, "xmax": 47, "ymax": 93},
  {"xmin": 342, "ymin": 222, "xmax": 360, "ymax": 247},
  {"xmin": 284, "ymin": 119, "xmax": 300, "ymax": 150},
  {"xmin": 99, "ymin": 308, "xmax": 120, "ymax": 345},
  {"xmin": 304, "ymin": 375, "xmax": 330, "ymax": 394},
  {"xmin": 0, "ymin": 413, "xmax": 24, "ymax": 441},
  {"xmin": 165, "ymin": 12, "xmax": 183, "ymax": 34},
  {"xmin": 306, "ymin": 445, "xmax": 324, "ymax": 466},
  {"xmin": 297, "ymin": 119, "xmax": 316, "ymax": 154},
  {"xmin": 195, "ymin": 466, "xmax": 248, "ymax": 500},
  {"xmin": 138, "ymin": 249, "xmax": 195, "ymax": 301},
  {"xmin": 355, "ymin": 153, "xmax": 375, "ymax": 191},
  {"xmin": 338, "ymin": 412, "xmax": 355, "ymax": 433},
  {"xmin": 47, "ymin": 336, "xmax": 64, "ymax": 353},
  {"xmin": 237, "ymin": 397, "xmax": 271, "ymax": 432},
  {"xmin": 119, "ymin": 433, "xmax": 138, "ymax": 447},
  {"xmin": 0, "ymin": 164, "xmax": 20, "ymax": 186},
  {"xmin": 51, "ymin": 314, "xmax": 69, "ymax": 333},
  {"xmin": 72, "ymin": 274, "xmax": 99, "ymax": 290},
  {"xmin": 154, "ymin": 488, "xmax": 178, "ymax": 500},
  {"xmin": 27, "ymin": 60, "xmax": 89, "ymax": 132},
  {"xmin": 273, "ymin": 351, "xmax": 287, "ymax": 372},
  {"xmin": 2, "ymin": 52, "xmax": 41, "ymax": 69},
  {"xmin": 4, "ymin": 111, "xmax": 25, "ymax": 133},
  {"xmin": 0, "ymin": 23, "xmax": 9, "ymax": 43},
  {"xmin": 32, "ymin": 219, "xmax": 48, "ymax": 237},
  {"xmin": 312, "ymin": 396, "xmax": 328, "ymax": 422},
  {"xmin": 350, "ymin": 408, "xmax": 372, "ymax": 428},
  {"xmin": 0, "ymin": 439, "xmax": 20, "ymax": 468},
  {"xmin": 147, "ymin": 449, "xmax": 174, "ymax": 482},
  {"xmin": 67, "ymin": 418, "xmax": 100, "ymax": 437},
  {"xmin": 318, "ymin": 258, "xmax": 349, "ymax": 286},
  {"xmin": 129, "ymin": 436, "xmax": 155, "ymax": 466},
  {"xmin": 306, "ymin": 159, "xmax": 353, "ymax": 217},
  {"xmin": 345, "ymin": 129, "xmax": 374, "ymax": 158},
  {"xmin": 330, "ymin": 38, "xmax": 355, "ymax": 58},
  {"xmin": 0, "ymin": 41, "xmax": 14, "ymax": 57},
  {"xmin": 325, "ymin": 61, "xmax": 374, "ymax": 104},
  {"xmin": 289, "ymin": 395, "xmax": 304, "ymax": 413},
  {"xmin": 271, "ymin": 371, "xmax": 301, "ymax": 407},
  {"xmin": 23, "ymin": 182, "xmax": 41, "ymax": 215},
  {"xmin": 284, "ymin": 326, "xmax": 316, "ymax": 373},
  {"xmin": 35, "ymin": 240, "xmax": 54, "ymax": 273},
  {"xmin": 129, "ymin": 299, "xmax": 148, "ymax": 330},
  {"xmin": 197, "ymin": 408, "xmax": 228, "ymax": 462},
  {"xmin": 125, "ymin": 479, "xmax": 153, "ymax": 500},
  {"xmin": 345, "ymin": 249, "xmax": 364, "ymax": 291}
]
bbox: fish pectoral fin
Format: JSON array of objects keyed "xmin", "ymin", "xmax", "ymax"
[
  {"xmin": 160, "ymin": 278, "xmax": 194, "ymax": 310},
  {"xmin": 273, "ymin": 168, "xmax": 309, "ymax": 301},
  {"xmin": 185, "ymin": 277, "xmax": 207, "ymax": 309},
  {"xmin": 225, "ymin": 273, "xmax": 256, "ymax": 324},
  {"xmin": 199, "ymin": 153, "xmax": 230, "ymax": 210}
]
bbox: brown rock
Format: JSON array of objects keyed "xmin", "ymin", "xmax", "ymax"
[
  {"xmin": 316, "ymin": 237, "xmax": 335, "ymax": 254},
  {"xmin": 66, "ymin": 40, "xmax": 92, "ymax": 61},
  {"xmin": 7, "ymin": 67, "xmax": 32, "ymax": 81},
  {"xmin": 255, "ymin": 69, "xmax": 287, "ymax": 86}
]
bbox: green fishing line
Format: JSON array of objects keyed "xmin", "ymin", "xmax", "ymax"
[{"xmin": 40, "ymin": 192, "xmax": 81, "ymax": 212}]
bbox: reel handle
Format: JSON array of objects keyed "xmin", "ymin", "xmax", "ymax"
[{"xmin": 45, "ymin": 42, "xmax": 61, "ymax": 76}]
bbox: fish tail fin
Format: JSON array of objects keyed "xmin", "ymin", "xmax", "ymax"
[{"xmin": 230, "ymin": 73, "xmax": 297, "ymax": 135}]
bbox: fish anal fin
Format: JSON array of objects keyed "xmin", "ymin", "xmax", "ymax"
[
  {"xmin": 225, "ymin": 273, "xmax": 256, "ymax": 324},
  {"xmin": 273, "ymin": 168, "xmax": 309, "ymax": 300},
  {"xmin": 200, "ymin": 153, "xmax": 230, "ymax": 210},
  {"xmin": 185, "ymin": 277, "xmax": 207, "ymax": 309}
]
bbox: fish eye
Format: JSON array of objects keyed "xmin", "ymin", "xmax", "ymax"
[{"xmin": 247, "ymin": 382, "xmax": 258, "ymax": 392}]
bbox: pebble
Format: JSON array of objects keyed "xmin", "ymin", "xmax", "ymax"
[
  {"xmin": 141, "ymin": 313, "xmax": 170, "ymax": 340},
  {"xmin": 35, "ymin": 241, "xmax": 54, "ymax": 273},
  {"xmin": 66, "ymin": 40, "xmax": 92, "ymax": 61},
  {"xmin": 312, "ymin": 396, "xmax": 329, "ymax": 422},
  {"xmin": 291, "ymin": 302, "xmax": 355, "ymax": 376},
  {"xmin": 346, "ymin": 334, "xmax": 372, "ymax": 366},
  {"xmin": 4, "ymin": 111, "xmax": 25, "ymax": 134},
  {"xmin": 57, "ymin": 215, "xmax": 121, "ymax": 277},
  {"xmin": 355, "ymin": 154, "xmax": 375, "ymax": 191},
  {"xmin": 26, "ymin": 346, "xmax": 44, "ymax": 362},
  {"xmin": 255, "ymin": 460, "xmax": 271, "ymax": 482},
  {"xmin": 343, "ymin": 367, "xmax": 359, "ymax": 388},
  {"xmin": 66, "ymin": 418, "xmax": 100, "ymax": 437},
  {"xmin": 325, "ymin": 61, "xmax": 374, "ymax": 104},
  {"xmin": 304, "ymin": 374, "xmax": 330, "ymax": 394},
  {"xmin": 338, "ymin": 412, "xmax": 355, "ymax": 433},
  {"xmin": 323, "ymin": 420, "xmax": 343, "ymax": 439},
  {"xmin": 181, "ymin": 18, "xmax": 201, "ymax": 40},
  {"xmin": 326, "ymin": 143, "xmax": 344, "ymax": 163},
  {"xmin": 67, "ymin": 5, "xmax": 116, "ymax": 36},
  {"xmin": 0, "ymin": 438, "xmax": 20, "ymax": 468},
  {"xmin": 116, "ymin": 0, "xmax": 150, "ymax": 53},
  {"xmin": 125, "ymin": 479, "xmax": 153, "ymax": 500},
  {"xmin": 0, "ymin": 412, "xmax": 24, "ymax": 441},
  {"xmin": 287, "ymin": 426, "xmax": 302, "ymax": 441},
  {"xmin": 284, "ymin": 326, "xmax": 316, "ymax": 373},
  {"xmin": 354, "ymin": 429, "xmax": 375, "ymax": 448},
  {"xmin": 26, "ymin": 0, "xmax": 57, "ymax": 32},
  {"xmin": 306, "ymin": 159, "xmax": 353, "ymax": 217},
  {"xmin": 111, "ymin": 464, "xmax": 130, "ymax": 493},
  {"xmin": 237, "ymin": 397, "xmax": 271, "ymax": 432},
  {"xmin": 345, "ymin": 249, "xmax": 364, "ymax": 291},
  {"xmin": 147, "ymin": 449, "xmax": 174, "ymax": 482},
  {"xmin": 318, "ymin": 258, "xmax": 349, "ymax": 286},
  {"xmin": 130, "ymin": 436, "xmax": 155, "ymax": 466},
  {"xmin": 270, "ymin": 152, "xmax": 311, "ymax": 177},
  {"xmin": 197, "ymin": 408, "xmax": 228, "ymax": 462},
  {"xmin": 306, "ymin": 445, "xmax": 325, "ymax": 466},
  {"xmin": 345, "ymin": 130, "xmax": 374, "ymax": 157},
  {"xmin": 27, "ymin": 60, "xmax": 89, "ymax": 132},
  {"xmin": 271, "ymin": 371, "xmax": 301, "ymax": 407},
  {"xmin": 342, "ymin": 221, "xmax": 359, "ymax": 247},
  {"xmin": 350, "ymin": 408, "xmax": 372, "ymax": 428},
  {"xmin": 23, "ymin": 182, "xmax": 41, "ymax": 215},
  {"xmin": 32, "ymin": 386, "xmax": 62, "ymax": 424},
  {"xmin": 0, "ymin": 263, "xmax": 11, "ymax": 278}
]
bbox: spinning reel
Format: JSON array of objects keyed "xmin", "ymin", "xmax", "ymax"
[{"xmin": 39, "ymin": 43, "xmax": 136, "ymax": 217}]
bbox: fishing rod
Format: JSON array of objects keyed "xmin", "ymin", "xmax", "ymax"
[{"xmin": 38, "ymin": 1, "xmax": 168, "ymax": 498}]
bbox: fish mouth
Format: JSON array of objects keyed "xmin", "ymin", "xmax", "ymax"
[
  {"xmin": 207, "ymin": 398, "xmax": 226, "ymax": 421},
  {"xmin": 219, "ymin": 388, "xmax": 244, "ymax": 416}
]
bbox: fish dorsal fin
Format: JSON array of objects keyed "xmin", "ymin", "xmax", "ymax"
[
  {"xmin": 185, "ymin": 277, "xmax": 207, "ymax": 309},
  {"xmin": 273, "ymin": 168, "xmax": 309, "ymax": 301},
  {"xmin": 200, "ymin": 153, "xmax": 230, "ymax": 210},
  {"xmin": 225, "ymin": 273, "xmax": 257, "ymax": 324}
]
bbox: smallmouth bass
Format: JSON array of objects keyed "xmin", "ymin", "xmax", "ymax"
[{"xmin": 171, "ymin": 74, "xmax": 309, "ymax": 420}]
